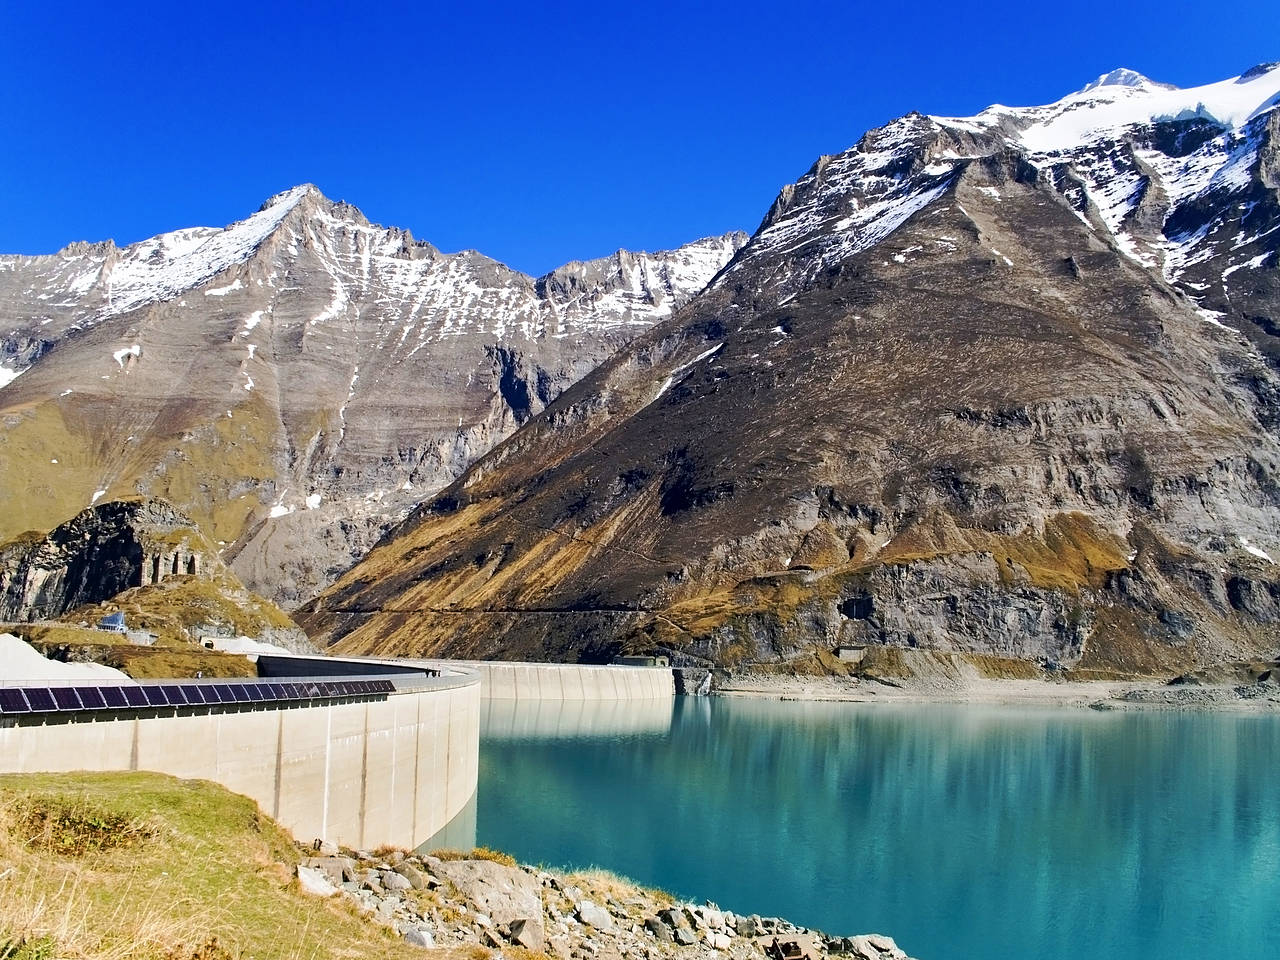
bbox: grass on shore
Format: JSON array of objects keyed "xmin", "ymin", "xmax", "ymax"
[{"xmin": 0, "ymin": 772, "xmax": 460, "ymax": 960}]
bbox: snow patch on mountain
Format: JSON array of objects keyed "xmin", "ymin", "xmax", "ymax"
[{"xmin": 935, "ymin": 64, "xmax": 1280, "ymax": 153}]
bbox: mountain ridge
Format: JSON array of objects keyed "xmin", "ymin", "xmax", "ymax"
[{"xmin": 0, "ymin": 186, "xmax": 745, "ymax": 606}]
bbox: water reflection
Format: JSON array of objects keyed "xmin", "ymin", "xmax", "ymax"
[
  {"xmin": 477, "ymin": 697, "xmax": 1280, "ymax": 960},
  {"xmin": 417, "ymin": 790, "xmax": 477, "ymax": 853},
  {"xmin": 482, "ymin": 695, "xmax": 675, "ymax": 741}
]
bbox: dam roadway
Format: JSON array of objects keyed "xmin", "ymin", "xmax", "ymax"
[{"xmin": 0, "ymin": 656, "xmax": 675, "ymax": 849}]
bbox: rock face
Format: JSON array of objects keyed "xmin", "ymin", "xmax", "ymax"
[
  {"xmin": 302, "ymin": 65, "xmax": 1280, "ymax": 676},
  {"xmin": 0, "ymin": 186, "xmax": 745, "ymax": 605},
  {"xmin": 0, "ymin": 497, "xmax": 311, "ymax": 651},
  {"xmin": 0, "ymin": 498, "xmax": 216, "ymax": 621}
]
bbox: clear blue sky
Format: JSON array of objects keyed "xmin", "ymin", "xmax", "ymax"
[{"xmin": 2, "ymin": 0, "xmax": 1276, "ymax": 275}]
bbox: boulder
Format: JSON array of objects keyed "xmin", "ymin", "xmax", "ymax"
[
  {"xmin": 576, "ymin": 900, "xmax": 615, "ymax": 932},
  {"xmin": 296, "ymin": 865, "xmax": 338, "ymax": 897},
  {"xmin": 381, "ymin": 870, "xmax": 413, "ymax": 892},
  {"xmin": 431, "ymin": 858, "xmax": 545, "ymax": 939},
  {"xmin": 673, "ymin": 927, "xmax": 697, "ymax": 946},
  {"xmin": 510, "ymin": 917, "xmax": 546, "ymax": 951},
  {"xmin": 645, "ymin": 917, "xmax": 674, "ymax": 942},
  {"xmin": 709, "ymin": 932, "xmax": 732, "ymax": 950},
  {"xmin": 847, "ymin": 934, "xmax": 908, "ymax": 959},
  {"xmin": 394, "ymin": 862, "xmax": 433, "ymax": 890},
  {"xmin": 405, "ymin": 927, "xmax": 435, "ymax": 949},
  {"xmin": 659, "ymin": 908, "xmax": 686, "ymax": 928},
  {"xmin": 301, "ymin": 856, "xmax": 353, "ymax": 885}
]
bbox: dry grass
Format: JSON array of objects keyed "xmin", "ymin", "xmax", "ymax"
[
  {"xmin": 0, "ymin": 772, "xmax": 428, "ymax": 960},
  {"xmin": 12, "ymin": 625, "xmax": 257, "ymax": 681},
  {"xmin": 429, "ymin": 847, "xmax": 517, "ymax": 867}
]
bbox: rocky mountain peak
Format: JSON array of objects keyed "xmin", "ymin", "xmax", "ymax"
[
  {"xmin": 0, "ymin": 186, "xmax": 745, "ymax": 607},
  {"xmin": 1080, "ymin": 67, "xmax": 1166, "ymax": 93}
]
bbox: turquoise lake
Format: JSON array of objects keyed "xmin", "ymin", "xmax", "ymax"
[{"xmin": 471, "ymin": 695, "xmax": 1280, "ymax": 960}]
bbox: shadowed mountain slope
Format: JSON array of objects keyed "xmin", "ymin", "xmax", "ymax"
[{"xmin": 301, "ymin": 65, "xmax": 1280, "ymax": 675}]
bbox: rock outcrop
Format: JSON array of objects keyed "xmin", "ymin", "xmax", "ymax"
[
  {"xmin": 0, "ymin": 497, "xmax": 311, "ymax": 651},
  {"xmin": 301, "ymin": 66, "xmax": 1280, "ymax": 676},
  {"xmin": 0, "ymin": 498, "xmax": 215, "ymax": 621}
]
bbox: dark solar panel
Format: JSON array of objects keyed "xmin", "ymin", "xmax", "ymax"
[
  {"xmin": 51, "ymin": 687, "xmax": 83, "ymax": 711},
  {"xmin": 244, "ymin": 684, "xmax": 266, "ymax": 702},
  {"xmin": 228, "ymin": 685, "xmax": 250, "ymax": 703},
  {"xmin": 160, "ymin": 685, "xmax": 188, "ymax": 705},
  {"xmin": 100, "ymin": 687, "xmax": 129, "ymax": 709},
  {"xmin": 0, "ymin": 689, "xmax": 31, "ymax": 714},
  {"xmin": 72, "ymin": 687, "xmax": 107, "ymax": 710},
  {"xmin": 142, "ymin": 687, "xmax": 170, "ymax": 707},
  {"xmin": 321, "ymin": 682, "xmax": 340, "ymax": 698},
  {"xmin": 265, "ymin": 683, "xmax": 288, "ymax": 699},
  {"xmin": 192, "ymin": 686, "xmax": 220, "ymax": 705},
  {"xmin": 372, "ymin": 679, "xmax": 395, "ymax": 694},
  {"xmin": 24, "ymin": 688, "xmax": 56, "ymax": 712},
  {"xmin": 124, "ymin": 686, "xmax": 149, "ymax": 708},
  {"xmin": 212, "ymin": 684, "xmax": 235, "ymax": 702}
]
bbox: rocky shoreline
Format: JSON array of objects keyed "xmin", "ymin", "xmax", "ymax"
[
  {"xmin": 297, "ymin": 846, "xmax": 916, "ymax": 960},
  {"xmin": 702, "ymin": 671, "xmax": 1280, "ymax": 712}
]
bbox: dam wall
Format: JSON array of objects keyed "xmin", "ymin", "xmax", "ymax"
[
  {"xmin": 415, "ymin": 660, "xmax": 675, "ymax": 700},
  {"xmin": 0, "ymin": 674, "xmax": 480, "ymax": 850}
]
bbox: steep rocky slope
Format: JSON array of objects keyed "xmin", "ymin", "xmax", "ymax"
[
  {"xmin": 0, "ymin": 498, "xmax": 310, "ymax": 652},
  {"xmin": 0, "ymin": 187, "xmax": 744, "ymax": 604},
  {"xmin": 302, "ymin": 65, "xmax": 1280, "ymax": 676}
]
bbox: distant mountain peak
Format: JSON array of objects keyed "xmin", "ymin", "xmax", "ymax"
[
  {"xmin": 1239, "ymin": 61, "xmax": 1280, "ymax": 82},
  {"xmin": 1080, "ymin": 67, "xmax": 1166, "ymax": 93}
]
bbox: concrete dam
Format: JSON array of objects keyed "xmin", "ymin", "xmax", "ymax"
[{"xmin": 0, "ymin": 656, "xmax": 674, "ymax": 850}]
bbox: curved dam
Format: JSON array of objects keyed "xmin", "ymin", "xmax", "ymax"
[{"xmin": 0, "ymin": 662, "xmax": 480, "ymax": 851}]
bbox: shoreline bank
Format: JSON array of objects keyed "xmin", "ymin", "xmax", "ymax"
[{"xmin": 710, "ymin": 674, "xmax": 1280, "ymax": 712}]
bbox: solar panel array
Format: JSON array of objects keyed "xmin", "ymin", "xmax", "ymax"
[{"xmin": 0, "ymin": 678, "xmax": 395, "ymax": 716}]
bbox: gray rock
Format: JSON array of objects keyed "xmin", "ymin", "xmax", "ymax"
[
  {"xmin": 645, "ymin": 917, "xmax": 674, "ymax": 942},
  {"xmin": 510, "ymin": 917, "xmax": 546, "ymax": 951},
  {"xmin": 405, "ymin": 927, "xmax": 435, "ymax": 949},
  {"xmin": 394, "ymin": 862, "xmax": 433, "ymax": 890},
  {"xmin": 673, "ymin": 927, "xmax": 697, "ymax": 946},
  {"xmin": 576, "ymin": 900, "xmax": 615, "ymax": 932},
  {"xmin": 316, "ymin": 839, "xmax": 339, "ymax": 857},
  {"xmin": 381, "ymin": 870, "xmax": 413, "ymax": 892},
  {"xmin": 301, "ymin": 856, "xmax": 356, "ymax": 885},
  {"xmin": 296, "ymin": 865, "xmax": 338, "ymax": 897},
  {"xmin": 737, "ymin": 916, "xmax": 760, "ymax": 938},
  {"xmin": 431, "ymin": 858, "xmax": 546, "ymax": 937}
]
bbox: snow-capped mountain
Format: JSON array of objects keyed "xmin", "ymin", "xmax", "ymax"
[
  {"xmin": 303, "ymin": 65, "xmax": 1280, "ymax": 676},
  {"xmin": 0, "ymin": 186, "xmax": 745, "ymax": 603},
  {"xmin": 727, "ymin": 63, "xmax": 1280, "ymax": 340}
]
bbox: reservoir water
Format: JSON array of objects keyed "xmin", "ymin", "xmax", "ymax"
[{"xmin": 473, "ymin": 695, "xmax": 1280, "ymax": 960}]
